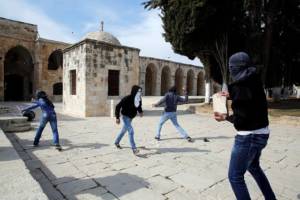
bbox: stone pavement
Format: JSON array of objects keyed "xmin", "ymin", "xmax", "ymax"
[{"xmin": 2, "ymin": 106, "xmax": 300, "ymax": 200}]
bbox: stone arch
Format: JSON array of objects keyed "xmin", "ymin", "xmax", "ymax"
[
  {"xmin": 53, "ymin": 82, "xmax": 63, "ymax": 95},
  {"xmin": 197, "ymin": 71, "xmax": 205, "ymax": 96},
  {"xmin": 186, "ymin": 69, "xmax": 195, "ymax": 95},
  {"xmin": 175, "ymin": 68, "xmax": 184, "ymax": 95},
  {"xmin": 48, "ymin": 49, "xmax": 63, "ymax": 70},
  {"xmin": 161, "ymin": 66, "xmax": 171, "ymax": 95},
  {"xmin": 145, "ymin": 63, "xmax": 157, "ymax": 96},
  {"xmin": 4, "ymin": 45, "xmax": 34, "ymax": 101}
]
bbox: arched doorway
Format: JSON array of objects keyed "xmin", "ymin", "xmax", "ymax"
[
  {"xmin": 145, "ymin": 64, "xmax": 157, "ymax": 96},
  {"xmin": 186, "ymin": 70, "xmax": 194, "ymax": 95},
  {"xmin": 161, "ymin": 66, "xmax": 171, "ymax": 95},
  {"xmin": 175, "ymin": 68, "xmax": 184, "ymax": 95},
  {"xmin": 4, "ymin": 46, "xmax": 34, "ymax": 101},
  {"xmin": 48, "ymin": 50, "xmax": 63, "ymax": 70},
  {"xmin": 197, "ymin": 72, "xmax": 205, "ymax": 96}
]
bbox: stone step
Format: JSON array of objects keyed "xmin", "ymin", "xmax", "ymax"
[{"xmin": 0, "ymin": 116, "xmax": 31, "ymax": 132}]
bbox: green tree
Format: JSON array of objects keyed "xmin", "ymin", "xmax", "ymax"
[
  {"xmin": 144, "ymin": 0, "xmax": 300, "ymax": 91},
  {"xmin": 144, "ymin": 0, "xmax": 245, "ymax": 92}
]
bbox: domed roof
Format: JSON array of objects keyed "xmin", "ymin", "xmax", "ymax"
[{"xmin": 83, "ymin": 31, "xmax": 121, "ymax": 46}]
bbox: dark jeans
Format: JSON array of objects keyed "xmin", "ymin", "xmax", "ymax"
[
  {"xmin": 34, "ymin": 112, "xmax": 59, "ymax": 145},
  {"xmin": 228, "ymin": 134, "xmax": 276, "ymax": 200}
]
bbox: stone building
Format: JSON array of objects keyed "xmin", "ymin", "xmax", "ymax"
[
  {"xmin": 0, "ymin": 17, "xmax": 69, "ymax": 102},
  {"xmin": 0, "ymin": 17, "xmax": 216, "ymax": 117}
]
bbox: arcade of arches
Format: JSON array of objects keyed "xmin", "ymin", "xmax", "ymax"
[{"xmin": 141, "ymin": 58, "xmax": 207, "ymax": 97}]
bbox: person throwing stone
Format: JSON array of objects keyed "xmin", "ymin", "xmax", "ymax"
[
  {"xmin": 22, "ymin": 91, "xmax": 62, "ymax": 151},
  {"xmin": 215, "ymin": 52, "xmax": 276, "ymax": 200},
  {"xmin": 153, "ymin": 86, "xmax": 192, "ymax": 142}
]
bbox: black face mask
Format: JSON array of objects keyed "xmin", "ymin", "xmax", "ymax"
[
  {"xmin": 229, "ymin": 52, "xmax": 256, "ymax": 82},
  {"xmin": 229, "ymin": 65, "xmax": 256, "ymax": 82}
]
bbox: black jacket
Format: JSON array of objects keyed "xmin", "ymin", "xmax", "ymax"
[
  {"xmin": 115, "ymin": 86, "xmax": 143, "ymax": 119},
  {"xmin": 228, "ymin": 73, "xmax": 269, "ymax": 131}
]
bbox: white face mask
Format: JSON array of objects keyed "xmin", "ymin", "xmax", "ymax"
[{"xmin": 134, "ymin": 89, "xmax": 142, "ymax": 108}]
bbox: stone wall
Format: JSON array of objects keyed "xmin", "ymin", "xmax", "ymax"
[
  {"xmin": 85, "ymin": 40, "xmax": 140, "ymax": 116},
  {"xmin": 36, "ymin": 38, "xmax": 69, "ymax": 101},
  {"xmin": 63, "ymin": 42, "xmax": 87, "ymax": 117},
  {"xmin": 0, "ymin": 18, "xmax": 69, "ymax": 101},
  {"xmin": 63, "ymin": 39, "xmax": 140, "ymax": 117}
]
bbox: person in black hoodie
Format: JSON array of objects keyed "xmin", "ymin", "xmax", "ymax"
[
  {"xmin": 114, "ymin": 85, "xmax": 143, "ymax": 154},
  {"xmin": 215, "ymin": 52, "xmax": 276, "ymax": 200}
]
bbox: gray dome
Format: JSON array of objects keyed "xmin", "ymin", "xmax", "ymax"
[{"xmin": 83, "ymin": 31, "xmax": 121, "ymax": 46}]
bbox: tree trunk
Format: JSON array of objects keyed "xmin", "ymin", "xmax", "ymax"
[{"xmin": 262, "ymin": 0, "xmax": 282, "ymax": 84}]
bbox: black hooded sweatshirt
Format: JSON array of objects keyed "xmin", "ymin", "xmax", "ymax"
[
  {"xmin": 228, "ymin": 73, "xmax": 269, "ymax": 131},
  {"xmin": 115, "ymin": 85, "xmax": 143, "ymax": 119}
]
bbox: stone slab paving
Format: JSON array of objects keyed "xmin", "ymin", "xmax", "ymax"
[
  {"xmin": 0, "ymin": 129, "xmax": 48, "ymax": 200},
  {"xmin": 2, "ymin": 108, "xmax": 300, "ymax": 200}
]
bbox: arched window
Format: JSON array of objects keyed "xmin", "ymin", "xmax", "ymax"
[
  {"xmin": 145, "ymin": 63, "xmax": 157, "ymax": 96},
  {"xmin": 161, "ymin": 66, "xmax": 171, "ymax": 95},
  {"xmin": 48, "ymin": 50, "xmax": 63, "ymax": 70},
  {"xmin": 186, "ymin": 70, "xmax": 195, "ymax": 95},
  {"xmin": 175, "ymin": 68, "xmax": 184, "ymax": 95}
]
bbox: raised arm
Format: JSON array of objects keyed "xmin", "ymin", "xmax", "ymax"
[
  {"xmin": 22, "ymin": 101, "xmax": 39, "ymax": 112},
  {"xmin": 154, "ymin": 95, "xmax": 166, "ymax": 107}
]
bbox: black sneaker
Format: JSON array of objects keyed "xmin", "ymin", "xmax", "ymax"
[
  {"xmin": 154, "ymin": 136, "xmax": 160, "ymax": 141},
  {"xmin": 203, "ymin": 138, "xmax": 210, "ymax": 142},
  {"xmin": 186, "ymin": 137, "xmax": 193, "ymax": 142},
  {"xmin": 115, "ymin": 143, "xmax": 122, "ymax": 149},
  {"xmin": 133, "ymin": 149, "xmax": 140, "ymax": 155},
  {"xmin": 55, "ymin": 144, "xmax": 62, "ymax": 151}
]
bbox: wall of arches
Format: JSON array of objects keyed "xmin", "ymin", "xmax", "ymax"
[{"xmin": 140, "ymin": 57, "xmax": 205, "ymax": 96}]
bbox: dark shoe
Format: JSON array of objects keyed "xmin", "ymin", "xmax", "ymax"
[
  {"xmin": 154, "ymin": 136, "xmax": 160, "ymax": 141},
  {"xmin": 133, "ymin": 149, "xmax": 140, "ymax": 155},
  {"xmin": 203, "ymin": 138, "xmax": 210, "ymax": 142},
  {"xmin": 33, "ymin": 143, "xmax": 39, "ymax": 147},
  {"xmin": 55, "ymin": 144, "xmax": 62, "ymax": 151},
  {"xmin": 186, "ymin": 137, "xmax": 193, "ymax": 142},
  {"xmin": 115, "ymin": 143, "xmax": 122, "ymax": 149}
]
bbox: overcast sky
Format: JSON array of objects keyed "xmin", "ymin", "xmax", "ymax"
[{"xmin": 0, "ymin": 0, "xmax": 202, "ymax": 66}]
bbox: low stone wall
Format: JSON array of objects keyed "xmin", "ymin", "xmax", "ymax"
[
  {"xmin": 0, "ymin": 128, "xmax": 48, "ymax": 200},
  {"xmin": 0, "ymin": 116, "xmax": 31, "ymax": 132}
]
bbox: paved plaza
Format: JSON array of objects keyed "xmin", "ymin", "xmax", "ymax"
[{"xmin": 1, "ymin": 104, "xmax": 300, "ymax": 200}]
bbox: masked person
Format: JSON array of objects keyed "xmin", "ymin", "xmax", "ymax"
[
  {"xmin": 22, "ymin": 91, "xmax": 62, "ymax": 151},
  {"xmin": 114, "ymin": 85, "xmax": 143, "ymax": 155},
  {"xmin": 153, "ymin": 86, "xmax": 193, "ymax": 142},
  {"xmin": 215, "ymin": 52, "xmax": 276, "ymax": 200}
]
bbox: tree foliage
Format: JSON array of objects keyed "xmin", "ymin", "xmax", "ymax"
[{"xmin": 144, "ymin": 0, "xmax": 300, "ymax": 87}]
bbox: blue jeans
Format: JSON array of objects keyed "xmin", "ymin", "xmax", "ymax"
[
  {"xmin": 156, "ymin": 112, "xmax": 189, "ymax": 138},
  {"xmin": 34, "ymin": 112, "xmax": 59, "ymax": 145},
  {"xmin": 115, "ymin": 116, "xmax": 136, "ymax": 150},
  {"xmin": 228, "ymin": 134, "xmax": 276, "ymax": 200}
]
